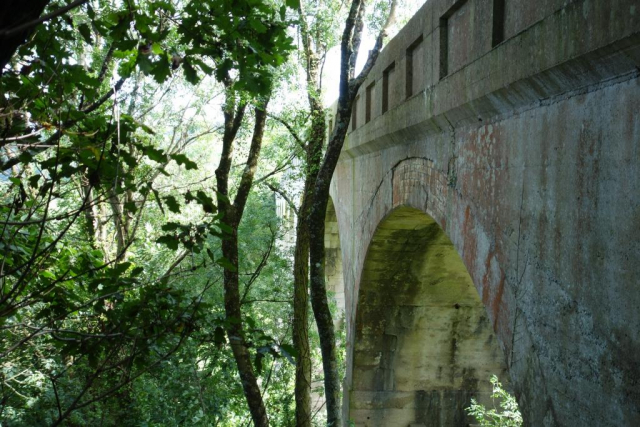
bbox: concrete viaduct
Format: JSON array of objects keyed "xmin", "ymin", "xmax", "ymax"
[{"xmin": 323, "ymin": 0, "xmax": 640, "ymax": 425}]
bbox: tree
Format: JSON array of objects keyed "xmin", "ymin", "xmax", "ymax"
[
  {"xmin": 269, "ymin": 1, "xmax": 398, "ymax": 424},
  {"xmin": 1, "ymin": 0, "xmax": 294, "ymax": 424},
  {"xmin": 214, "ymin": 86, "xmax": 272, "ymax": 426},
  {"xmin": 289, "ymin": 1, "xmax": 335, "ymax": 424},
  {"xmin": 2, "ymin": 0, "xmax": 403, "ymax": 424},
  {"xmin": 305, "ymin": 1, "xmax": 396, "ymax": 425}
]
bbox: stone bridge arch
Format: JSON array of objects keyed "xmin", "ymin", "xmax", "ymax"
[{"xmin": 349, "ymin": 205, "xmax": 508, "ymax": 426}]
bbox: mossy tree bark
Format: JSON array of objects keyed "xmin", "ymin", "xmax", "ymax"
[
  {"xmin": 290, "ymin": 3, "xmax": 329, "ymax": 426},
  {"xmin": 306, "ymin": 1, "xmax": 396, "ymax": 425}
]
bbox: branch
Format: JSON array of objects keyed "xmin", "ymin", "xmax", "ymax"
[
  {"xmin": 267, "ymin": 113, "xmax": 305, "ymax": 150},
  {"xmin": 339, "ymin": 0, "xmax": 364, "ymax": 102},
  {"xmin": 241, "ymin": 299, "xmax": 292, "ymax": 305},
  {"xmin": 14, "ymin": 78, "xmax": 126, "ymax": 154},
  {"xmin": 253, "ymin": 153, "xmax": 294, "ymax": 185},
  {"xmin": 348, "ymin": 0, "xmax": 366, "ymax": 79},
  {"xmin": 233, "ymin": 98, "xmax": 270, "ymax": 216},
  {"xmin": 240, "ymin": 227, "xmax": 275, "ymax": 304},
  {"xmin": 82, "ymin": 78, "xmax": 125, "ymax": 114},
  {"xmin": 351, "ymin": 0, "xmax": 397, "ymax": 93},
  {"xmin": 265, "ymin": 182, "xmax": 298, "ymax": 216},
  {"xmin": 0, "ymin": 0, "xmax": 90, "ymax": 39},
  {"xmin": 215, "ymin": 96, "xmax": 247, "ymax": 204},
  {"xmin": 1, "ymin": 129, "xmax": 44, "ymax": 142},
  {"xmin": 160, "ymin": 250, "xmax": 189, "ymax": 280},
  {"xmin": 297, "ymin": 3, "xmax": 320, "ymax": 89}
]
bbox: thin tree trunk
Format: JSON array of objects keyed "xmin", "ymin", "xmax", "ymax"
[
  {"xmin": 221, "ymin": 229, "xmax": 269, "ymax": 426},
  {"xmin": 108, "ymin": 190, "xmax": 126, "ymax": 258},
  {"xmin": 293, "ymin": 195, "xmax": 312, "ymax": 427},
  {"xmin": 292, "ymin": 112, "xmax": 325, "ymax": 427},
  {"xmin": 293, "ymin": 4, "xmax": 328, "ymax": 424},
  {"xmin": 215, "ymin": 94, "xmax": 271, "ymax": 427},
  {"xmin": 305, "ymin": 1, "xmax": 397, "ymax": 424},
  {"xmin": 81, "ymin": 182, "xmax": 98, "ymax": 248},
  {"xmin": 308, "ymin": 144, "xmax": 343, "ymax": 427}
]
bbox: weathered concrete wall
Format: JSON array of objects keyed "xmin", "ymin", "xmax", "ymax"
[{"xmin": 329, "ymin": 0, "xmax": 640, "ymax": 425}]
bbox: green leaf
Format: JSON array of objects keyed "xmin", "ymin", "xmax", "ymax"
[
  {"xmin": 164, "ymin": 195, "xmax": 180, "ymax": 213},
  {"xmin": 144, "ymin": 146, "xmax": 166, "ymax": 162},
  {"xmin": 214, "ymin": 326, "xmax": 226, "ymax": 347},
  {"xmin": 162, "ymin": 222, "xmax": 181, "ymax": 231},
  {"xmin": 279, "ymin": 344, "xmax": 297, "ymax": 365},
  {"xmin": 150, "ymin": 56, "xmax": 171, "ymax": 83},
  {"xmin": 206, "ymin": 248, "xmax": 215, "ymax": 262},
  {"xmin": 87, "ymin": 4, "xmax": 95, "ymax": 19},
  {"xmin": 196, "ymin": 190, "xmax": 215, "ymax": 213},
  {"xmin": 170, "ymin": 153, "xmax": 198, "ymax": 170},
  {"xmin": 191, "ymin": 58, "xmax": 214, "ymax": 75},
  {"xmin": 216, "ymin": 257, "xmax": 237, "ymax": 272},
  {"xmin": 156, "ymin": 235, "xmax": 179, "ymax": 250},
  {"xmin": 218, "ymin": 222, "xmax": 233, "ymax": 234},
  {"xmin": 124, "ymin": 200, "xmax": 138, "ymax": 214},
  {"xmin": 254, "ymin": 352, "xmax": 264, "ymax": 375},
  {"xmin": 90, "ymin": 249, "xmax": 104, "ymax": 259},
  {"xmin": 137, "ymin": 54, "xmax": 153, "ymax": 74},
  {"xmin": 183, "ymin": 58, "xmax": 200, "ymax": 84},
  {"xmin": 78, "ymin": 23, "xmax": 93, "ymax": 44},
  {"xmin": 112, "ymin": 262, "xmax": 132, "ymax": 276},
  {"xmin": 151, "ymin": 42, "xmax": 163, "ymax": 55},
  {"xmin": 118, "ymin": 50, "xmax": 138, "ymax": 77},
  {"xmin": 41, "ymin": 270, "xmax": 56, "ymax": 280},
  {"xmin": 249, "ymin": 19, "xmax": 267, "ymax": 34}
]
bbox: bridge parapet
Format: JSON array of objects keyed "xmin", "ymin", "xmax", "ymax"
[{"xmin": 337, "ymin": 0, "xmax": 640, "ymax": 157}]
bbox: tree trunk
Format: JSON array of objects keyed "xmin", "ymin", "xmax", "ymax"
[
  {"xmin": 293, "ymin": 195, "xmax": 312, "ymax": 427},
  {"xmin": 108, "ymin": 190, "xmax": 127, "ymax": 258},
  {"xmin": 81, "ymin": 182, "xmax": 98, "ymax": 248},
  {"xmin": 305, "ymin": 1, "xmax": 396, "ymax": 424},
  {"xmin": 307, "ymin": 138, "xmax": 343, "ymax": 427},
  {"xmin": 293, "ymin": 107, "xmax": 325, "ymax": 427},
  {"xmin": 221, "ymin": 223, "xmax": 270, "ymax": 427},
  {"xmin": 305, "ymin": 3, "xmax": 360, "ymax": 420},
  {"xmin": 293, "ymin": 5, "xmax": 328, "ymax": 423},
  {"xmin": 215, "ymin": 95, "xmax": 271, "ymax": 427}
]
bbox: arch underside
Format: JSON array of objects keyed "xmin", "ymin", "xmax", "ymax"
[{"xmin": 350, "ymin": 206, "xmax": 508, "ymax": 426}]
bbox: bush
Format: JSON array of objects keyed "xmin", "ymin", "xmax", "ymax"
[{"xmin": 466, "ymin": 375, "xmax": 523, "ymax": 427}]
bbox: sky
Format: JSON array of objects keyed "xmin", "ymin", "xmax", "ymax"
[{"xmin": 321, "ymin": 0, "xmax": 428, "ymax": 106}]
